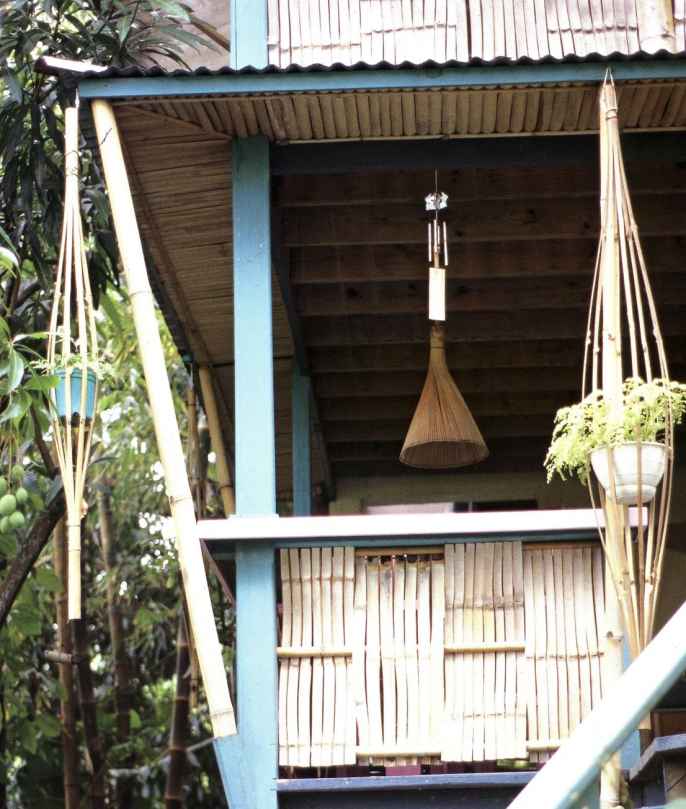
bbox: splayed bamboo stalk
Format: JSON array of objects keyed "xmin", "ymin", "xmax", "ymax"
[
  {"xmin": 582, "ymin": 78, "xmax": 675, "ymax": 801},
  {"xmin": 91, "ymin": 99, "xmax": 235, "ymax": 738},
  {"xmin": 47, "ymin": 105, "xmax": 99, "ymax": 620},
  {"xmin": 198, "ymin": 366, "xmax": 235, "ymax": 516}
]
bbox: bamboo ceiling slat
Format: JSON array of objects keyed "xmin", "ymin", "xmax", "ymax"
[
  {"xmin": 114, "ymin": 108, "xmax": 327, "ymax": 499},
  {"xmin": 121, "ymin": 82, "xmax": 686, "ymax": 145}
]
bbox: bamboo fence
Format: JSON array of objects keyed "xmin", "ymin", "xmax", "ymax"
[{"xmin": 277, "ymin": 542, "xmax": 604, "ymax": 768}]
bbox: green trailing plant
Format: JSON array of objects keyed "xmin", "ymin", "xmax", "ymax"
[{"xmin": 544, "ymin": 377, "xmax": 686, "ymax": 484}]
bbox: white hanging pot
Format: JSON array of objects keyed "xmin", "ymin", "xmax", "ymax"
[{"xmin": 590, "ymin": 442, "xmax": 667, "ymax": 505}]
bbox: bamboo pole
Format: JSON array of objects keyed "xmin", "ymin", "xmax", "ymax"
[
  {"xmin": 598, "ymin": 88, "xmax": 627, "ymax": 809},
  {"xmin": 91, "ymin": 100, "xmax": 236, "ymax": 738},
  {"xmin": 637, "ymin": 0, "xmax": 676, "ymax": 53},
  {"xmin": 198, "ymin": 366, "xmax": 235, "ymax": 516},
  {"xmin": 53, "ymin": 520, "xmax": 80, "ymax": 809}
]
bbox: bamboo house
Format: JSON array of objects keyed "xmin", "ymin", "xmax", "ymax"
[{"xmin": 43, "ymin": 2, "xmax": 686, "ymax": 807}]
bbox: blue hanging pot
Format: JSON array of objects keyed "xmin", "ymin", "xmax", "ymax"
[{"xmin": 55, "ymin": 368, "xmax": 97, "ymax": 420}]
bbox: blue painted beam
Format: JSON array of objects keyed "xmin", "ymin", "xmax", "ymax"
[
  {"xmin": 78, "ymin": 59, "xmax": 686, "ymax": 99},
  {"xmin": 230, "ymin": 0, "xmax": 268, "ymax": 69},
  {"xmin": 292, "ymin": 367, "xmax": 312, "ymax": 516},
  {"xmin": 232, "ymin": 134, "xmax": 278, "ymax": 809},
  {"xmin": 233, "ymin": 136, "xmax": 275, "ymax": 516}
]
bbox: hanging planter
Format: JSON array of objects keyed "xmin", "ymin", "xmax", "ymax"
[
  {"xmin": 545, "ymin": 74, "xmax": 684, "ymax": 659},
  {"xmin": 545, "ymin": 377, "xmax": 686, "ymax": 504},
  {"xmin": 47, "ymin": 103, "xmax": 99, "ymax": 621},
  {"xmin": 55, "ymin": 366, "xmax": 98, "ymax": 421},
  {"xmin": 589, "ymin": 443, "xmax": 666, "ymax": 505}
]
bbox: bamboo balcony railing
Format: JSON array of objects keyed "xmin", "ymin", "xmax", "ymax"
[{"xmin": 200, "ymin": 508, "xmax": 645, "ymax": 775}]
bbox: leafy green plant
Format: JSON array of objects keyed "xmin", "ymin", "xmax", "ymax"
[{"xmin": 544, "ymin": 377, "xmax": 686, "ymax": 484}]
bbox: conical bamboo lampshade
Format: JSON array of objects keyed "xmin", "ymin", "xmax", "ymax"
[{"xmin": 400, "ymin": 323, "xmax": 489, "ymax": 468}]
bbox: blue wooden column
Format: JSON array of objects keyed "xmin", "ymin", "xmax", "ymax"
[
  {"xmin": 224, "ymin": 135, "xmax": 278, "ymax": 809},
  {"xmin": 292, "ymin": 366, "xmax": 312, "ymax": 516},
  {"xmin": 230, "ymin": 0, "xmax": 268, "ymax": 68}
]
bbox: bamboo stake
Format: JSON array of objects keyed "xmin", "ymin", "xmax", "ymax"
[
  {"xmin": 198, "ymin": 366, "xmax": 235, "ymax": 516},
  {"xmin": 52, "ymin": 520, "xmax": 80, "ymax": 809},
  {"xmin": 91, "ymin": 100, "xmax": 235, "ymax": 738}
]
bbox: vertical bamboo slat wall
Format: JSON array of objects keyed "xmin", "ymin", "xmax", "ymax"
[
  {"xmin": 278, "ymin": 542, "xmax": 604, "ymax": 768},
  {"xmin": 524, "ymin": 545, "xmax": 604, "ymax": 763},
  {"xmin": 443, "ymin": 542, "xmax": 527, "ymax": 762},
  {"xmin": 266, "ymin": 0, "xmax": 668, "ymax": 67}
]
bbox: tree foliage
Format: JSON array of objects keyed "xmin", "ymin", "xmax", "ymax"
[{"xmin": 0, "ymin": 2, "xmax": 229, "ymax": 806}]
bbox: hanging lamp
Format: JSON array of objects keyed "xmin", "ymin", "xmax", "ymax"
[
  {"xmin": 584, "ymin": 74, "xmax": 674, "ymax": 657},
  {"xmin": 400, "ymin": 181, "xmax": 488, "ymax": 469},
  {"xmin": 47, "ymin": 102, "xmax": 99, "ymax": 620}
]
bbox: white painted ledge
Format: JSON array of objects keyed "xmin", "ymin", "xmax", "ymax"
[{"xmin": 198, "ymin": 508, "xmax": 645, "ymax": 543}]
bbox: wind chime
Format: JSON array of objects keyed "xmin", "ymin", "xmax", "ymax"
[
  {"xmin": 584, "ymin": 75, "xmax": 674, "ymax": 659},
  {"xmin": 47, "ymin": 103, "xmax": 99, "ymax": 621},
  {"xmin": 400, "ymin": 178, "xmax": 488, "ymax": 468}
]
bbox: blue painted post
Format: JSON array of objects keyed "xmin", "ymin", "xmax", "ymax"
[
  {"xmin": 230, "ymin": 0, "xmax": 268, "ymax": 68},
  {"xmin": 292, "ymin": 367, "xmax": 312, "ymax": 516},
  {"xmin": 570, "ymin": 779, "xmax": 600, "ymax": 809},
  {"xmin": 231, "ymin": 135, "xmax": 278, "ymax": 809},
  {"xmin": 621, "ymin": 638, "xmax": 641, "ymax": 771}
]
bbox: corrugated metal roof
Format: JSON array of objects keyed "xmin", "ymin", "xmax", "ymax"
[{"xmin": 56, "ymin": 49, "xmax": 686, "ymax": 81}]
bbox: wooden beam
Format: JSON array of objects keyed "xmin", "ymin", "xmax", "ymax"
[
  {"xmin": 322, "ymin": 416, "xmax": 556, "ymax": 443},
  {"xmin": 290, "ymin": 238, "xmax": 685, "ymax": 284},
  {"xmin": 318, "ymin": 393, "xmax": 584, "ymax": 421},
  {"xmin": 294, "ymin": 275, "xmax": 686, "ymax": 317},
  {"xmin": 292, "ymin": 367, "xmax": 312, "ymax": 515},
  {"xmin": 302, "ymin": 308, "xmax": 686, "ymax": 346},
  {"xmin": 327, "ymin": 437, "xmax": 551, "ymax": 463},
  {"xmin": 313, "ymin": 367, "xmax": 583, "ymax": 398},
  {"xmin": 308, "ymin": 340, "xmax": 586, "ymax": 372},
  {"xmin": 271, "ymin": 132, "xmax": 686, "ymax": 175},
  {"xmin": 282, "ymin": 194, "xmax": 686, "ymax": 247},
  {"xmin": 276, "ymin": 162, "xmax": 686, "ymax": 207}
]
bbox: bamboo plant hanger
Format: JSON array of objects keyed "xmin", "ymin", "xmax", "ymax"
[
  {"xmin": 91, "ymin": 100, "xmax": 235, "ymax": 738},
  {"xmin": 584, "ymin": 74, "xmax": 674, "ymax": 660},
  {"xmin": 400, "ymin": 177, "xmax": 488, "ymax": 468},
  {"xmin": 47, "ymin": 102, "xmax": 99, "ymax": 620}
]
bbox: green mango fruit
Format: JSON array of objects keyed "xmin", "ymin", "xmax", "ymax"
[
  {"xmin": 15, "ymin": 487, "xmax": 28, "ymax": 505},
  {"xmin": 9, "ymin": 511, "xmax": 25, "ymax": 530},
  {"xmin": 11, "ymin": 464, "xmax": 24, "ymax": 483},
  {"xmin": 0, "ymin": 478, "xmax": 7, "ymax": 496},
  {"xmin": 0, "ymin": 516, "xmax": 10, "ymax": 534},
  {"xmin": 0, "ymin": 494, "xmax": 17, "ymax": 516}
]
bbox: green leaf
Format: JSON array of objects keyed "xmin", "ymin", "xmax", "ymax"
[
  {"xmin": 36, "ymin": 713, "xmax": 61, "ymax": 738},
  {"xmin": 7, "ymin": 349, "xmax": 25, "ymax": 392},
  {"xmin": 35, "ymin": 567, "xmax": 62, "ymax": 592},
  {"xmin": 0, "ymin": 246, "xmax": 18, "ymax": 271},
  {"xmin": 19, "ymin": 719, "xmax": 38, "ymax": 754},
  {"xmin": 130, "ymin": 708, "xmax": 142, "ymax": 730},
  {"xmin": 24, "ymin": 374, "xmax": 58, "ymax": 392},
  {"xmin": 12, "ymin": 604, "xmax": 42, "ymax": 636}
]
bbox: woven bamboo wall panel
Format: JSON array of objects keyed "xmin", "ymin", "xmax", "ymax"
[
  {"xmin": 278, "ymin": 543, "xmax": 604, "ymax": 767},
  {"xmin": 267, "ymin": 0, "xmax": 649, "ymax": 67},
  {"xmin": 523, "ymin": 545, "xmax": 604, "ymax": 762},
  {"xmin": 443, "ymin": 541, "xmax": 527, "ymax": 762},
  {"xmin": 279, "ymin": 547, "xmax": 356, "ymax": 767},
  {"xmin": 354, "ymin": 555, "xmax": 445, "ymax": 764}
]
